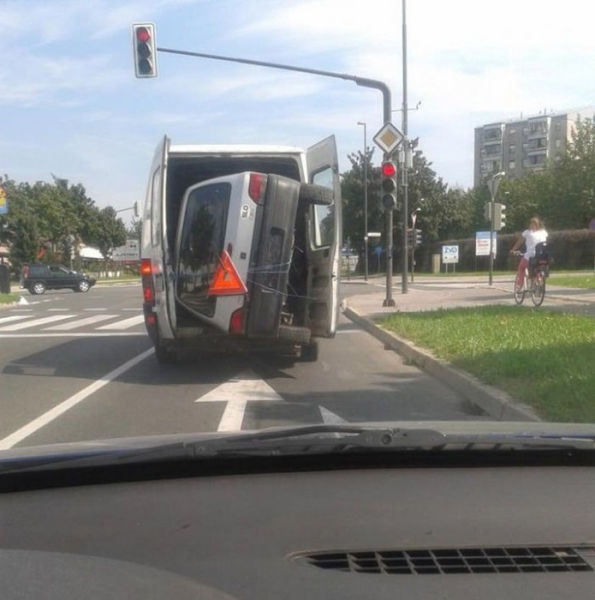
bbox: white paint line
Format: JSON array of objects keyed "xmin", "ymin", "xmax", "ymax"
[
  {"xmin": 10, "ymin": 309, "xmax": 33, "ymax": 312},
  {"xmin": 0, "ymin": 314, "xmax": 75, "ymax": 331},
  {"xmin": 0, "ymin": 347, "xmax": 155, "ymax": 450},
  {"xmin": 0, "ymin": 315, "xmax": 33, "ymax": 325},
  {"xmin": 44, "ymin": 314, "xmax": 118, "ymax": 331},
  {"xmin": 48, "ymin": 308, "xmax": 70, "ymax": 312},
  {"xmin": 122, "ymin": 308, "xmax": 140, "ymax": 312},
  {"xmin": 0, "ymin": 332, "xmax": 146, "ymax": 338},
  {"xmin": 96, "ymin": 315, "xmax": 145, "ymax": 330},
  {"xmin": 319, "ymin": 406, "xmax": 347, "ymax": 424},
  {"xmin": 195, "ymin": 370, "xmax": 283, "ymax": 432},
  {"xmin": 335, "ymin": 329, "xmax": 365, "ymax": 334},
  {"xmin": 84, "ymin": 307, "xmax": 108, "ymax": 311}
]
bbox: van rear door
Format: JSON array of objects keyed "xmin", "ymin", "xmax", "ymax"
[
  {"xmin": 145, "ymin": 135, "xmax": 176, "ymax": 339},
  {"xmin": 305, "ymin": 135, "xmax": 342, "ymax": 337}
]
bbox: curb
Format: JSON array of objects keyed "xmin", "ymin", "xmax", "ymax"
[{"xmin": 343, "ymin": 302, "xmax": 541, "ymax": 422}]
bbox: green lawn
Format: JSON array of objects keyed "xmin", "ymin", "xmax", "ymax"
[
  {"xmin": 548, "ymin": 274, "xmax": 595, "ymax": 289},
  {"xmin": 0, "ymin": 293, "xmax": 19, "ymax": 304},
  {"xmin": 380, "ymin": 306, "xmax": 595, "ymax": 423}
]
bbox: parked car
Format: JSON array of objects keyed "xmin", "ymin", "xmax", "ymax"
[{"xmin": 20, "ymin": 263, "xmax": 96, "ymax": 295}]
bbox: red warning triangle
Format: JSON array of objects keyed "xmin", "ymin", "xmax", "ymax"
[{"xmin": 207, "ymin": 250, "xmax": 248, "ymax": 296}]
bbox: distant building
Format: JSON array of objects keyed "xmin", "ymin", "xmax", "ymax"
[{"xmin": 473, "ymin": 107, "xmax": 595, "ymax": 187}]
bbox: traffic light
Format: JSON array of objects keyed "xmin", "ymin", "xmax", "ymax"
[
  {"xmin": 132, "ymin": 23, "xmax": 157, "ymax": 78},
  {"xmin": 494, "ymin": 203, "xmax": 506, "ymax": 230},
  {"xmin": 406, "ymin": 228, "xmax": 414, "ymax": 248},
  {"xmin": 415, "ymin": 228, "xmax": 422, "ymax": 247},
  {"xmin": 381, "ymin": 160, "xmax": 397, "ymax": 210}
]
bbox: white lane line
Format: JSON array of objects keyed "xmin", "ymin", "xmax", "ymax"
[
  {"xmin": 96, "ymin": 315, "xmax": 144, "ymax": 330},
  {"xmin": 0, "ymin": 314, "xmax": 75, "ymax": 331},
  {"xmin": 122, "ymin": 308, "xmax": 140, "ymax": 312},
  {"xmin": 48, "ymin": 308, "xmax": 70, "ymax": 312},
  {"xmin": 44, "ymin": 314, "xmax": 118, "ymax": 331},
  {"xmin": 84, "ymin": 308, "xmax": 108, "ymax": 312},
  {"xmin": 0, "ymin": 347, "xmax": 155, "ymax": 450},
  {"xmin": 319, "ymin": 406, "xmax": 347, "ymax": 424},
  {"xmin": 0, "ymin": 315, "xmax": 33, "ymax": 325},
  {"xmin": 195, "ymin": 370, "xmax": 283, "ymax": 432},
  {"xmin": 0, "ymin": 332, "xmax": 146, "ymax": 338},
  {"xmin": 335, "ymin": 329, "xmax": 365, "ymax": 334}
]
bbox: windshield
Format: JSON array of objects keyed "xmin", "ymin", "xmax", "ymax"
[{"xmin": 0, "ymin": 0, "xmax": 594, "ymax": 460}]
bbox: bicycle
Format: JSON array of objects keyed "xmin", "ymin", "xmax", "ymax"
[{"xmin": 511, "ymin": 249, "xmax": 548, "ymax": 307}]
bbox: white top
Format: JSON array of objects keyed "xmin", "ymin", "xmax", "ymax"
[{"xmin": 522, "ymin": 228, "xmax": 548, "ymax": 259}]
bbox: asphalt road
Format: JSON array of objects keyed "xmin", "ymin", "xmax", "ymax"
[{"xmin": 0, "ymin": 283, "xmax": 486, "ymax": 449}]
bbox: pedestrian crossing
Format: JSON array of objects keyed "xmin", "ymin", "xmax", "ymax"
[{"xmin": 0, "ymin": 310, "xmax": 145, "ymax": 335}]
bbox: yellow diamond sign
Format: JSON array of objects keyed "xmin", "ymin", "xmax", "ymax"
[{"xmin": 373, "ymin": 122, "xmax": 404, "ymax": 155}]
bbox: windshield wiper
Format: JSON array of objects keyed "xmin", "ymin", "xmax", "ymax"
[{"xmin": 1, "ymin": 424, "xmax": 594, "ymax": 475}]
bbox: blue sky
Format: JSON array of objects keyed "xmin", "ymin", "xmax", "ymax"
[{"xmin": 1, "ymin": 0, "xmax": 594, "ymax": 221}]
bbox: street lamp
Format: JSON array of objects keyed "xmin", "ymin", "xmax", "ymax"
[
  {"xmin": 488, "ymin": 171, "xmax": 505, "ymax": 286},
  {"xmin": 357, "ymin": 121, "xmax": 368, "ymax": 281}
]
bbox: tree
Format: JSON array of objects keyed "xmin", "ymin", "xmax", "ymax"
[{"xmin": 95, "ymin": 207, "xmax": 127, "ymax": 261}]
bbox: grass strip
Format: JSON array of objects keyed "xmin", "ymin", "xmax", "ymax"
[
  {"xmin": 380, "ymin": 306, "xmax": 595, "ymax": 423},
  {"xmin": 548, "ymin": 275, "xmax": 595, "ymax": 289},
  {"xmin": 0, "ymin": 293, "xmax": 19, "ymax": 305}
]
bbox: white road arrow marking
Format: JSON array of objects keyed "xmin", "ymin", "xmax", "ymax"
[
  {"xmin": 195, "ymin": 370, "xmax": 283, "ymax": 432},
  {"xmin": 319, "ymin": 406, "xmax": 347, "ymax": 424}
]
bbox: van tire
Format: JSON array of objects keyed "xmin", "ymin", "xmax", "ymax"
[
  {"xmin": 29, "ymin": 281, "xmax": 46, "ymax": 295},
  {"xmin": 300, "ymin": 340, "xmax": 319, "ymax": 362},
  {"xmin": 154, "ymin": 342, "xmax": 179, "ymax": 364},
  {"xmin": 299, "ymin": 183, "xmax": 333, "ymax": 206}
]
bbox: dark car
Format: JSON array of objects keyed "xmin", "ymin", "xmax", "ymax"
[{"xmin": 20, "ymin": 263, "xmax": 96, "ymax": 295}]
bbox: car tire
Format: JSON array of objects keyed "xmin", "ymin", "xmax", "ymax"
[
  {"xmin": 77, "ymin": 280, "xmax": 90, "ymax": 293},
  {"xmin": 29, "ymin": 281, "xmax": 46, "ymax": 295},
  {"xmin": 154, "ymin": 342, "xmax": 179, "ymax": 365},
  {"xmin": 300, "ymin": 340, "xmax": 319, "ymax": 362}
]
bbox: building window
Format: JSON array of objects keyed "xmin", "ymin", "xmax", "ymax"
[{"xmin": 509, "ymin": 160, "xmax": 516, "ymax": 170}]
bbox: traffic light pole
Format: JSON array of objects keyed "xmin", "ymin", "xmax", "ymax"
[
  {"xmin": 400, "ymin": 0, "xmax": 409, "ymax": 296},
  {"xmin": 489, "ymin": 198, "xmax": 495, "ymax": 286},
  {"xmin": 156, "ymin": 45, "xmax": 395, "ymax": 306}
]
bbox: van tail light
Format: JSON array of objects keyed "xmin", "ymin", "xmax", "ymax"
[
  {"xmin": 141, "ymin": 258, "xmax": 156, "ymax": 308},
  {"xmin": 248, "ymin": 172, "xmax": 267, "ymax": 204},
  {"xmin": 208, "ymin": 250, "xmax": 248, "ymax": 296},
  {"xmin": 229, "ymin": 307, "xmax": 245, "ymax": 335}
]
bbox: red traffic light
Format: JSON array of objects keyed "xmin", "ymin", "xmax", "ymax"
[
  {"xmin": 381, "ymin": 161, "xmax": 397, "ymax": 178},
  {"xmin": 136, "ymin": 27, "xmax": 151, "ymax": 42}
]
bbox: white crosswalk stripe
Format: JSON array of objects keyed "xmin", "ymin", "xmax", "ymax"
[
  {"xmin": 96, "ymin": 315, "xmax": 145, "ymax": 330},
  {"xmin": 44, "ymin": 314, "xmax": 118, "ymax": 331},
  {"xmin": 0, "ymin": 314, "xmax": 75, "ymax": 331},
  {"xmin": 0, "ymin": 315, "xmax": 33, "ymax": 325}
]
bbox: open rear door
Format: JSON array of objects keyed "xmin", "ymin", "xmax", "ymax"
[
  {"xmin": 305, "ymin": 135, "xmax": 342, "ymax": 337},
  {"xmin": 145, "ymin": 135, "xmax": 176, "ymax": 339}
]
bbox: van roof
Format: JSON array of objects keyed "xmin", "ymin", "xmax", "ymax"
[{"xmin": 169, "ymin": 144, "xmax": 304, "ymax": 155}]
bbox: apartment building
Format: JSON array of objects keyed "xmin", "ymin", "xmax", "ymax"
[{"xmin": 473, "ymin": 107, "xmax": 595, "ymax": 186}]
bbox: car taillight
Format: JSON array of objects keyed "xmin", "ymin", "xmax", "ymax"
[
  {"xmin": 143, "ymin": 286, "xmax": 154, "ymax": 303},
  {"xmin": 229, "ymin": 307, "xmax": 245, "ymax": 334},
  {"xmin": 140, "ymin": 259, "xmax": 153, "ymax": 277},
  {"xmin": 248, "ymin": 172, "xmax": 267, "ymax": 204}
]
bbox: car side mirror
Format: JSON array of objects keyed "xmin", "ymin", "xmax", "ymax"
[{"xmin": 299, "ymin": 183, "xmax": 333, "ymax": 206}]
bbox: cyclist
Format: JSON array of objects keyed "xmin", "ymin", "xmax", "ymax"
[{"xmin": 509, "ymin": 216, "xmax": 548, "ymax": 288}]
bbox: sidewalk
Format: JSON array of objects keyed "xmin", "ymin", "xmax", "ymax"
[{"xmin": 342, "ymin": 277, "xmax": 594, "ymax": 422}]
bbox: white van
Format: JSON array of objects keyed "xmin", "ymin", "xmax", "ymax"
[{"xmin": 140, "ymin": 135, "xmax": 342, "ymax": 363}]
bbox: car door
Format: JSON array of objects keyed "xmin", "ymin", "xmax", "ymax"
[
  {"xmin": 305, "ymin": 135, "xmax": 342, "ymax": 337},
  {"xmin": 144, "ymin": 135, "xmax": 176, "ymax": 339}
]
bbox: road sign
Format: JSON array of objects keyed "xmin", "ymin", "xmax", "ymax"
[
  {"xmin": 373, "ymin": 122, "xmax": 404, "ymax": 155},
  {"xmin": 442, "ymin": 245, "xmax": 459, "ymax": 264},
  {"xmin": 367, "ymin": 232, "xmax": 381, "ymax": 238},
  {"xmin": 476, "ymin": 231, "xmax": 497, "ymax": 257},
  {"xmin": 0, "ymin": 187, "xmax": 7, "ymax": 215}
]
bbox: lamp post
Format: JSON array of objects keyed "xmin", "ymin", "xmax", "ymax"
[
  {"xmin": 357, "ymin": 121, "xmax": 368, "ymax": 281},
  {"xmin": 488, "ymin": 171, "xmax": 505, "ymax": 286}
]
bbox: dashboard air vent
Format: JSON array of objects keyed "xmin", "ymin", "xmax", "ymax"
[{"xmin": 297, "ymin": 546, "xmax": 595, "ymax": 575}]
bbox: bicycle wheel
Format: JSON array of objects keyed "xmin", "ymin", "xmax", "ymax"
[
  {"xmin": 513, "ymin": 279, "xmax": 525, "ymax": 305},
  {"xmin": 531, "ymin": 272, "xmax": 546, "ymax": 306}
]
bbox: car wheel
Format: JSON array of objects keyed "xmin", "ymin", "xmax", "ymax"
[
  {"xmin": 77, "ymin": 280, "xmax": 90, "ymax": 293},
  {"xmin": 300, "ymin": 340, "xmax": 319, "ymax": 362},
  {"xmin": 30, "ymin": 281, "xmax": 46, "ymax": 295},
  {"xmin": 154, "ymin": 342, "xmax": 179, "ymax": 365}
]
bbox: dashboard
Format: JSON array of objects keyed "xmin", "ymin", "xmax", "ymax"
[{"xmin": 1, "ymin": 460, "xmax": 594, "ymax": 599}]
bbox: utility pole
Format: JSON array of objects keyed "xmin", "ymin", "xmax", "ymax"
[
  {"xmin": 488, "ymin": 172, "xmax": 505, "ymax": 286},
  {"xmin": 401, "ymin": 0, "xmax": 409, "ymax": 294},
  {"xmin": 357, "ymin": 122, "xmax": 369, "ymax": 281}
]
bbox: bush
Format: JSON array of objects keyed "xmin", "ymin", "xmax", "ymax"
[{"xmin": 423, "ymin": 229, "xmax": 594, "ymax": 272}]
